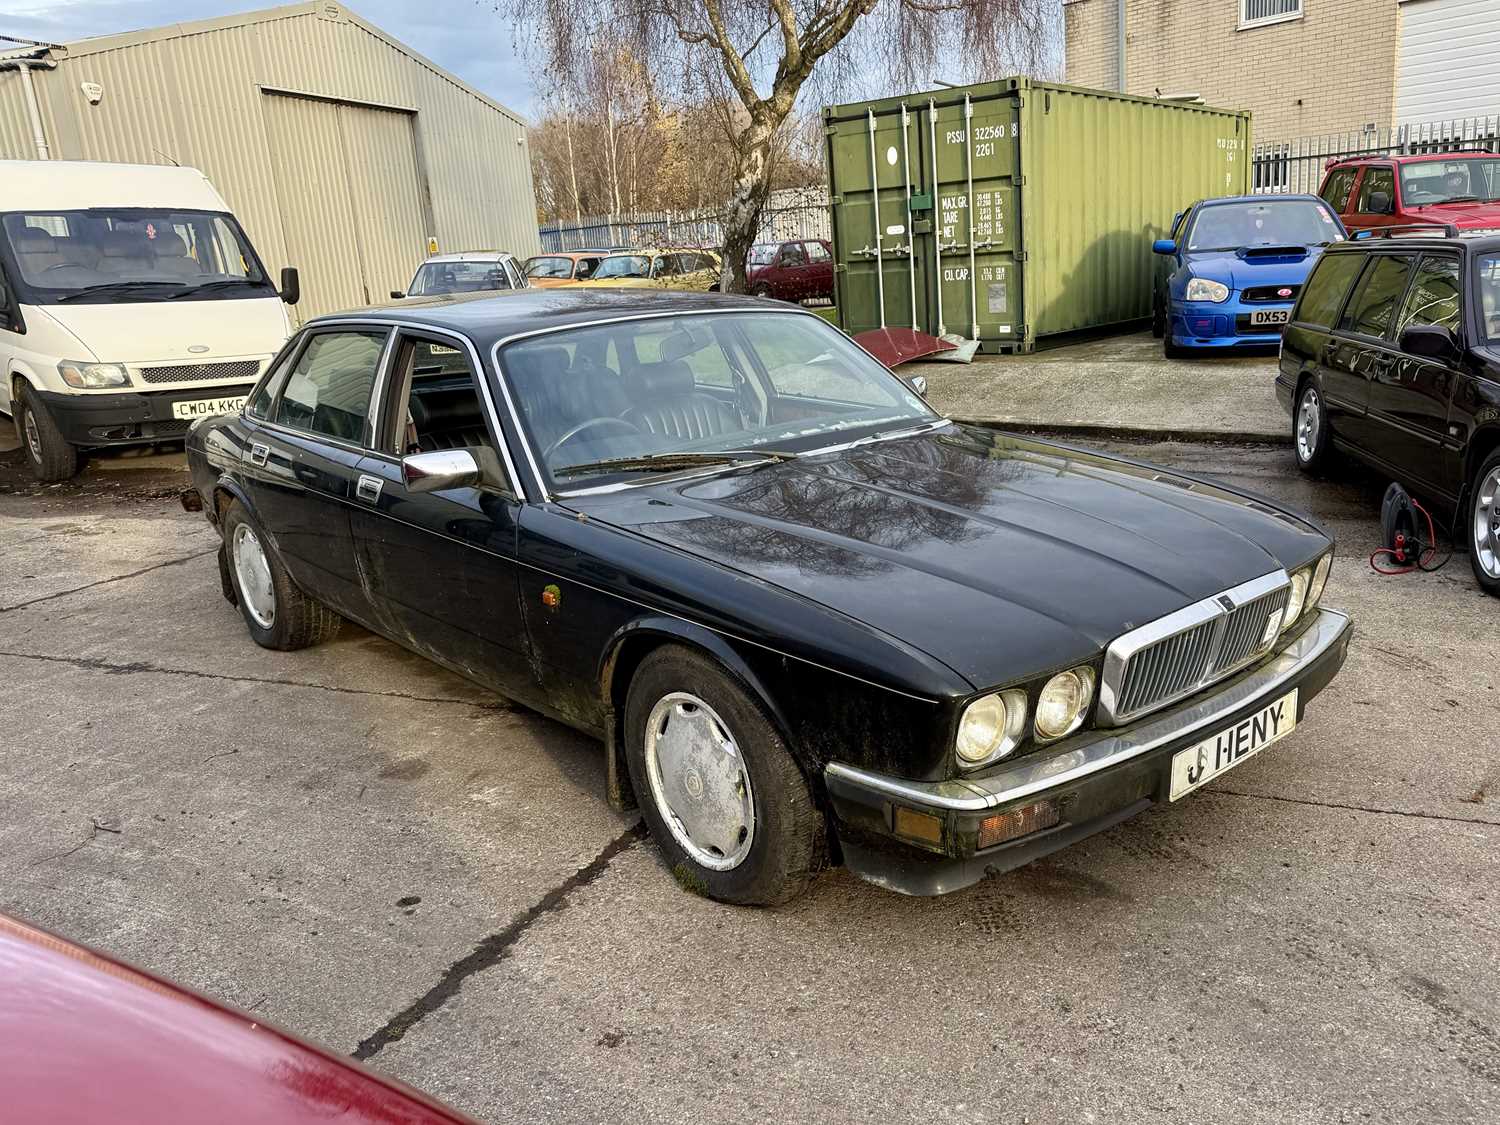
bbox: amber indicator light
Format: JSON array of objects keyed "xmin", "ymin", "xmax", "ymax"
[{"xmin": 977, "ymin": 800, "xmax": 1060, "ymax": 850}]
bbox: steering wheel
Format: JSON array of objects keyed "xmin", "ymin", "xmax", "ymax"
[{"xmin": 544, "ymin": 417, "xmax": 640, "ymax": 459}]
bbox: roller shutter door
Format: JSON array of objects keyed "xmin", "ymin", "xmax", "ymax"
[{"xmin": 1396, "ymin": 0, "xmax": 1500, "ymax": 124}]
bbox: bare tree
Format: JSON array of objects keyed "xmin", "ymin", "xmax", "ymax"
[{"xmin": 505, "ymin": 0, "xmax": 1056, "ymax": 289}]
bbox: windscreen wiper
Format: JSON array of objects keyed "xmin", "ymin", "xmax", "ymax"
[
  {"xmin": 166, "ymin": 279, "xmax": 264, "ymax": 298},
  {"xmin": 56, "ymin": 281, "xmax": 186, "ymax": 302},
  {"xmin": 554, "ymin": 448, "xmax": 800, "ymax": 479}
]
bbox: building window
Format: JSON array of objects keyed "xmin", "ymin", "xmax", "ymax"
[{"xmin": 1240, "ymin": 0, "xmax": 1303, "ymax": 29}]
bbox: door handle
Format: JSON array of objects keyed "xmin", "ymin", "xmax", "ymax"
[
  {"xmin": 248, "ymin": 442, "xmax": 269, "ymax": 466},
  {"xmin": 356, "ymin": 474, "xmax": 383, "ymax": 504}
]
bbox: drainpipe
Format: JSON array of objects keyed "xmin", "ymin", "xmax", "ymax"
[
  {"xmin": 1, "ymin": 57, "xmax": 56, "ymax": 160},
  {"xmin": 1116, "ymin": 0, "xmax": 1127, "ymax": 94}
]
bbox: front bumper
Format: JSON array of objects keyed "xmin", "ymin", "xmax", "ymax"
[
  {"xmin": 36, "ymin": 384, "xmax": 255, "ymax": 448},
  {"xmin": 824, "ymin": 607, "xmax": 1353, "ymax": 896},
  {"xmin": 1168, "ymin": 298, "xmax": 1293, "ymax": 348}
]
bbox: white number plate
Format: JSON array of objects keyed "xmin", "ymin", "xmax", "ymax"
[
  {"xmin": 1250, "ymin": 308, "xmax": 1291, "ymax": 327},
  {"xmin": 171, "ymin": 395, "xmax": 247, "ymax": 420},
  {"xmin": 1169, "ymin": 690, "xmax": 1298, "ymax": 801}
]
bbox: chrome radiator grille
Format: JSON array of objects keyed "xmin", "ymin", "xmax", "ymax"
[
  {"xmin": 138, "ymin": 360, "xmax": 260, "ymax": 384},
  {"xmin": 1100, "ymin": 572, "xmax": 1291, "ymax": 725}
]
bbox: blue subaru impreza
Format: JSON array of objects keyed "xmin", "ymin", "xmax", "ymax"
[{"xmin": 1152, "ymin": 194, "xmax": 1346, "ymax": 358}]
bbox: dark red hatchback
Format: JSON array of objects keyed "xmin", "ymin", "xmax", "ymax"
[
  {"xmin": 746, "ymin": 238, "xmax": 834, "ymax": 302},
  {"xmin": 0, "ymin": 912, "xmax": 478, "ymax": 1125}
]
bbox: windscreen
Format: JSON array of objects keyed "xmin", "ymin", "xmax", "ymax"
[
  {"xmin": 1, "ymin": 208, "xmax": 270, "ymax": 303},
  {"xmin": 747, "ymin": 244, "xmax": 778, "ymax": 265},
  {"xmin": 501, "ymin": 311, "xmax": 936, "ymax": 487},
  {"xmin": 1186, "ymin": 200, "xmax": 1342, "ymax": 251},
  {"xmin": 525, "ymin": 256, "xmax": 575, "ymax": 279},
  {"xmin": 1400, "ymin": 158, "xmax": 1500, "ymax": 206},
  {"xmin": 411, "ymin": 260, "xmax": 513, "ymax": 295},
  {"xmin": 591, "ymin": 255, "xmax": 651, "ymax": 279}
]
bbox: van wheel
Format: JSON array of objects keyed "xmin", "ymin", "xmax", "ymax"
[
  {"xmin": 1293, "ymin": 380, "xmax": 1333, "ymax": 474},
  {"xmin": 221, "ymin": 500, "xmax": 341, "ymax": 649},
  {"xmin": 16, "ymin": 384, "xmax": 80, "ymax": 482},
  {"xmin": 1468, "ymin": 449, "xmax": 1500, "ymax": 596},
  {"xmin": 623, "ymin": 645, "xmax": 826, "ymax": 906}
]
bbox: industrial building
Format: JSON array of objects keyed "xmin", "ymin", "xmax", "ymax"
[{"xmin": 0, "ymin": 1, "xmax": 540, "ymax": 319}]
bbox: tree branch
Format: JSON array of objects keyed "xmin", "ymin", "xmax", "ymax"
[{"xmin": 701, "ymin": 0, "xmax": 762, "ymax": 110}]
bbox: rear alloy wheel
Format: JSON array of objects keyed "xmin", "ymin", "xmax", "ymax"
[
  {"xmin": 16, "ymin": 383, "xmax": 79, "ymax": 482},
  {"xmin": 1469, "ymin": 450, "xmax": 1500, "ymax": 595},
  {"xmin": 221, "ymin": 500, "xmax": 341, "ymax": 650},
  {"xmin": 1293, "ymin": 380, "xmax": 1332, "ymax": 474},
  {"xmin": 624, "ymin": 645, "xmax": 825, "ymax": 905}
]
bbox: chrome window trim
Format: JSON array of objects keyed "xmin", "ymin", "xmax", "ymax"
[
  {"xmin": 826, "ymin": 607, "xmax": 1350, "ymax": 813},
  {"xmin": 1098, "ymin": 569, "xmax": 1290, "ymax": 726},
  {"xmin": 488, "ymin": 306, "xmax": 940, "ymax": 501},
  {"xmin": 292, "ymin": 316, "xmax": 526, "ymax": 500}
]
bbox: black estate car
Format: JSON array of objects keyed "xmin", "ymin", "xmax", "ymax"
[
  {"xmin": 1277, "ymin": 230, "xmax": 1500, "ymax": 593},
  {"xmin": 184, "ymin": 289, "xmax": 1351, "ymax": 904}
]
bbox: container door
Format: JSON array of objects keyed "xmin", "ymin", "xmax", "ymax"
[
  {"xmin": 918, "ymin": 94, "xmax": 1022, "ymax": 351},
  {"xmin": 828, "ymin": 107, "xmax": 928, "ymax": 336}
]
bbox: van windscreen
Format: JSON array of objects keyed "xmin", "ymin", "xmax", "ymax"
[{"xmin": 0, "ymin": 208, "xmax": 271, "ymax": 304}]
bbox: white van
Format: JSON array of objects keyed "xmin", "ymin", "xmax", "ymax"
[{"xmin": 0, "ymin": 161, "xmax": 299, "ymax": 480}]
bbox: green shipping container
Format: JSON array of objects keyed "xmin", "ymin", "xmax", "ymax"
[{"xmin": 823, "ymin": 79, "xmax": 1252, "ymax": 353}]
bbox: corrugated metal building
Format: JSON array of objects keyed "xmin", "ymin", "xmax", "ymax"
[{"xmin": 0, "ymin": 1, "xmax": 539, "ymax": 319}]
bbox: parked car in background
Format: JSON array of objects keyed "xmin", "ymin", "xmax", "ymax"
[
  {"xmin": 1153, "ymin": 194, "xmax": 1346, "ymax": 357},
  {"xmin": 1279, "ymin": 231, "xmax": 1500, "ymax": 594},
  {"xmin": 0, "ymin": 912, "xmax": 478, "ymax": 1124},
  {"xmin": 1318, "ymin": 152, "xmax": 1500, "ymax": 237},
  {"xmin": 746, "ymin": 239, "xmax": 834, "ymax": 302},
  {"xmin": 566, "ymin": 248, "xmax": 721, "ymax": 291},
  {"xmin": 0, "ymin": 160, "xmax": 299, "ymax": 482},
  {"xmin": 524, "ymin": 251, "xmax": 603, "ymax": 287},
  {"xmin": 391, "ymin": 251, "xmax": 526, "ymax": 300},
  {"xmin": 184, "ymin": 288, "xmax": 1349, "ymax": 904}
]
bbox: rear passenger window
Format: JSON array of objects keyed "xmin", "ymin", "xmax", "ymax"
[
  {"xmin": 275, "ymin": 330, "xmax": 386, "ymax": 443},
  {"xmin": 1357, "ymin": 167, "xmax": 1395, "ymax": 213},
  {"xmin": 1340, "ymin": 256, "xmax": 1412, "ymax": 339},
  {"xmin": 1295, "ymin": 253, "xmax": 1363, "ymax": 328},
  {"xmin": 1396, "ymin": 255, "xmax": 1461, "ymax": 335},
  {"xmin": 246, "ymin": 344, "xmax": 297, "ymax": 420}
]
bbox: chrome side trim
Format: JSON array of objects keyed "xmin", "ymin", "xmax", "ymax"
[
  {"xmin": 825, "ymin": 607, "xmax": 1350, "ymax": 813},
  {"xmin": 1098, "ymin": 569, "xmax": 1290, "ymax": 725}
]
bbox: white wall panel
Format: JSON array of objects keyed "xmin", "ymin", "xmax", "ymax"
[{"xmin": 1397, "ymin": 0, "xmax": 1500, "ymax": 124}]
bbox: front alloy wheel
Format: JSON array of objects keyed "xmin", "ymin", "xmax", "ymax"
[
  {"xmin": 644, "ymin": 693, "xmax": 755, "ymax": 870},
  {"xmin": 1470, "ymin": 452, "xmax": 1500, "ymax": 594}
]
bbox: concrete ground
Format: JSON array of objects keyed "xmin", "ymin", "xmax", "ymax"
[
  {"xmin": 1, "ymin": 423, "xmax": 1495, "ymax": 1124},
  {"xmin": 913, "ymin": 330, "xmax": 1287, "ymax": 442}
]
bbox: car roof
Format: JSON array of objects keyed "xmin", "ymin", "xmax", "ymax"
[
  {"xmin": 1330, "ymin": 151, "xmax": 1499, "ymax": 168},
  {"xmin": 313, "ymin": 288, "xmax": 778, "ymax": 348},
  {"xmin": 1193, "ymin": 193, "xmax": 1326, "ymax": 207},
  {"xmin": 422, "ymin": 250, "xmax": 517, "ymax": 264},
  {"xmin": 1322, "ymin": 232, "xmax": 1500, "ymax": 252}
]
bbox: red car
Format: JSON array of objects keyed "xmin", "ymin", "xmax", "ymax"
[
  {"xmin": 0, "ymin": 912, "xmax": 478, "ymax": 1125},
  {"xmin": 1318, "ymin": 151, "xmax": 1500, "ymax": 235},
  {"xmin": 746, "ymin": 238, "xmax": 834, "ymax": 302}
]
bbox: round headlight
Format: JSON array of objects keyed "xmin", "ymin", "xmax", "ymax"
[
  {"xmin": 1283, "ymin": 567, "xmax": 1310, "ymax": 630},
  {"xmin": 1308, "ymin": 552, "xmax": 1332, "ymax": 609},
  {"xmin": 1035, "ymin": 666, "xmax": 1096, "ymax": 740},
  {"xmin": 1185, "ymin": 278, "xmax": 1230, "ymax": 303},
  {"xmin": 955, "ymin": 689, "xmax": 1027, "ymax": 768}
]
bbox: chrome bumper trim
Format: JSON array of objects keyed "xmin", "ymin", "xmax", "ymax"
[{"xmin": 825, "ymin": 607, "xmax": 1351, "ymax": 814}]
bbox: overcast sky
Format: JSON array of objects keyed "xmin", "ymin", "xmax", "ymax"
[{"xmin": 5, "ymin": 0, "xmax": 537, "ymax": 114}]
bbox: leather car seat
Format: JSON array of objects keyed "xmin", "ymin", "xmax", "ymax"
[
  {"xmin": 505, "ymin": 345, "xmax": 573, "ymax": 447},
  {"xmin": 95, "ymin": 230, "xmax": 154, "ymax": 276},
  {"xmin": 622, "ymin": 360, "xmax": 742, "ymax": 442},
  {"xmin": 150, "ymin": 232, "xmax": 204, "ymax": 280}
]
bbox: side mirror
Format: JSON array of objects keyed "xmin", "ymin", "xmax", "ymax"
[
  {"xmin": 1152, "ymin": 239, "xmax": 1177, "ymax": 255},
  {"xmin": 1398, "ymin": 323, "xmax": 1458, "ymax": 362},
  {"xmin": 402, "ymin": 449, "xmax": 480, "ymax": 494},
  {"xmin": 389, "ymin": 290, "xmax": 405, "ymax": 299},
  {"xmin": 906, "ymin": 373, "xmax": 929, "ymax": 397},
  {"xmin": 1368, "ymin": 190, "xmax": 1392, "ymax": 214},
  {"xmin": 279, "ymin": 266, "xmax": 300, "ymax": 306}
]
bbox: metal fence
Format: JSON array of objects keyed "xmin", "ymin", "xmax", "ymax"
[
  {"xmin": 1252, "ymin": 115, "xmax": 1500, "ymax": 194},
  {"xmin": 538, "ymin": 187, "xmax": 831, "ymax": 252}
]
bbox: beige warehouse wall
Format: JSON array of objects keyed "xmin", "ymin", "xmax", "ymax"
[
  {"xmin": 1064, "ymin": 0, "xmax": 1400, "ymax": 143},
  {"xmin": 0, "ymin": 2, "xmax": 539, "ymax": 318}
]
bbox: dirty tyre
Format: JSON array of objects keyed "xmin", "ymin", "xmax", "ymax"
[
  {"xmin": 1293, "ymin": 379, "xmax": 1332, "ymax": 475},
  {"xmin": 221, "ymin": 500, "xmax": 341, "ymax": 650},
  {"xmin": 1163, "ymin": 335, "xmax": 1189, "ymax": 359},
  {"xmin": 624, "ymin": 645, "xmax": 826, "ymax": 906},
  {"xmin": 16, "ymin": 383, "xmax": 79, "ymax": 482},
  {"xmin": 752, "ymin": 283, "xmax": 772, "ymax": 298},
  {"xmin": 1150, "ymin": 299, "xmax": 1165, "ymax": 339},
  {"xmin": 1468, "ymin": 448, "xmax": 1500, "ymax": 596}
]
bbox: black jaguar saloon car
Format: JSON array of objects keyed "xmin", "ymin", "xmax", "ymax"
[{"xmin": 184, "ymin": 289, "xmax": 1352, "ymax": 904}]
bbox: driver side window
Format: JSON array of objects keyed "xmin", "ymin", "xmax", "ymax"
[
  {"xmin": 1357, "ymin": 167, "xmax": 1394, "ymax": 214},
  {"xmin": 384, "ymin": 335, "xmax": 507, "ymax": 478}
]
